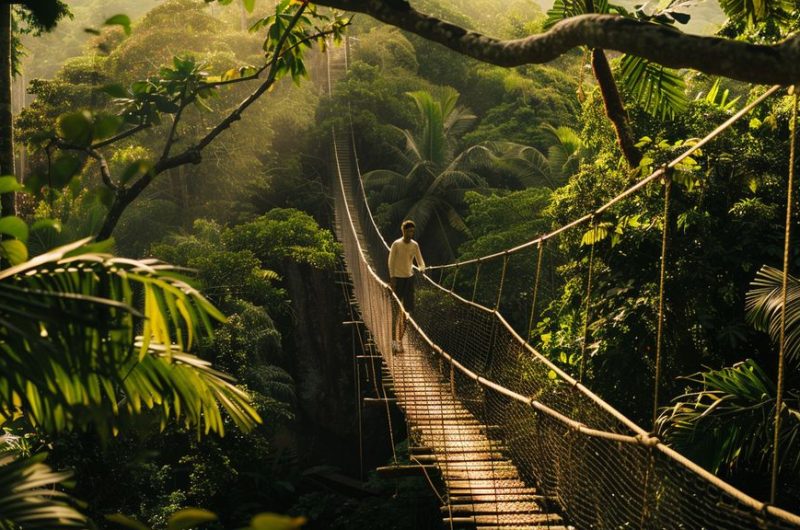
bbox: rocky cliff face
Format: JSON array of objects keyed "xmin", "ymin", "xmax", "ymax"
[{"xmin": 283, "ymin": 261, "xmax": 398, "ymax": 471}]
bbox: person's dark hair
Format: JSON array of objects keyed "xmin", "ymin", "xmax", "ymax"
[{"xmin": 401, "ymin": 220, "xmax": 415, "ymax": 230}]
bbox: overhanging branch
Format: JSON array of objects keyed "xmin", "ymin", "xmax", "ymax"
[
  {"xmin": 53, "ymin": 138, "xmax": 118, "ymax": 191},
  {"xmin": 311, "ymin": 0, "xmax": 800, "ymax": 85}
]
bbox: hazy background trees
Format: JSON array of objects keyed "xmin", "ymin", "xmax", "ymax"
[{"xmin": 5, "ymin": 0, "xmax": 800, "ymax": 524}]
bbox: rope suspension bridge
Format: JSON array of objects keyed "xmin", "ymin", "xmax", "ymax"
[{"xmin": 327, "ymin": 41, "xmax": 800, "ymax": 529}]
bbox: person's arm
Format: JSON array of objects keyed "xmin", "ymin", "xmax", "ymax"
[
  {"xmin": 388, "ymin": 242, "xmax": 397, "ymax": 289},
  {"xmin": 414, "ymin": 242, "xmax": 426, "ymax": 273}
]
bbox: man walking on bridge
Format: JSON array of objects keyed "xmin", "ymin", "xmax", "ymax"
[{"xmin": 389, "ymin": 220, "xmax": 426, "ymax": 353}]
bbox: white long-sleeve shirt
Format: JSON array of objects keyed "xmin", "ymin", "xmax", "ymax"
[{"xmin": 388, "ymin": 238, "xmax": 425, "ymax": 278}]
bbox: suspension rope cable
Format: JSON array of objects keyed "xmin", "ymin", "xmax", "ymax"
[
  {"xmin": 480, "ymin": 382, "xmax": 501, "ymax": 527},
  {"xmin": 450, "ymin": 263, "xmax": 459, "ymax": 294},
  {"xmin": 440, "ymin": 348, "xmax": 455, "ymax": 530},
  {"xmin": 426, "ymin": 85, "xmax": 782, "ymax": 272},
  {"xmin": 652, "ymin": 170, "xmax": 673, "ymax": 430},
  {"xmin": 579, "ymin": 218, "xmax": 597, "ymax": 383},
  {"xmin": 410, "ymin": 455, "xmax": 449, "ymax": 505},
  {"xmin": 353, "ymin": 327, "xmax": 365, "ymax": 480},
  {"xmin": 639, "ymin": 449, "xmax": 655, "ymax": 528},
  {"xmin": 338, "ymin": 258, "xmax": 367, "ymax": 480},
  {"xmin": 331, "ymin": 55, "xmax": 800, "ymax": 523},
  {"xmin": 495, "ymin": 253, "xmax": 509, "ymax": 311},
  {"xmin": 384, "ymin": 355, "xmax": 399, "ymax": 465},
  {"xmin": 471, "ymin": 261, "xmax": 482, "ymax": 303},
  {"xmin": 526, "ymin": 240, "xmax": 546, "ymax": 343},
  {"xmin": 771, "ymin": 86, "xmax": 799, "ymax": 505}
]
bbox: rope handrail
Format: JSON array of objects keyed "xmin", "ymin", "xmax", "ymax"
[
  {"xmin": 348, "ymin": 105, "xmax": 390, "ymax": 254},
  {"xmin": 426, "ymin": 84, "xmax": 783, "ymax": 271},
  {"xmin": 332, "ymin": 121, "xmax": 800, "ymax": 527},
  {"xmin": 330, "ymin": 41, "xmax": 800, "ymax": 528},
  {"xmin": 418, "ymin": 271, "xmax": 647, "ymax": 434}
]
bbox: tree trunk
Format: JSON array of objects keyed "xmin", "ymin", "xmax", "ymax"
[
  {"xmin": 0, "ymin": 4, "xmax": 15, "ymax": 216},
  {"xmin": 97, "ymin": 192, "xmax": 133, "ymax": 241},
  {"xmin": 591, "ymin": 48, "xmax": 642, "ymax": 169}
]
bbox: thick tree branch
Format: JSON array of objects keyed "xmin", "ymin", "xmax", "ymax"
[
  {"xmin": 202, "ymin": 64, "xmax": 269, "ymax": 88},
  {"xmin": 97, "ymin": 3, "xmax": 321, "ymax": 241},
  {"xmin": 53, "ymin": 139, "xmax": 118, "ymax": 191},
  {"xmin": 91, "ymin": 123, "xmax": 150, "ymax": 149},
  {"xmin": 311, "ymin": 0, "xmax": 800, "ymax": 85},
  {"xmin": 161, "ymin": 92, "xmax": 188, "ymax": 161},
  {"xmin": 200, "ymin": 25, "xmax": 347, "ymax": 89},
  {"xmin": 591, "ymin": 48, "xmax": 641, "ymax": 168},
  {"xmin": 164, "ymin": 2, "xmax": 312, "ymax": 165}
]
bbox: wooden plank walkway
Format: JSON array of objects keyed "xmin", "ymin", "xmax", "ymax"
[
  {"xmin": 386, "ymin": 339, "xmax": 569, "ymax": 529},
  {"xmin": 329, "ymin": 44, "xmax": 571, "ymax": 530}
]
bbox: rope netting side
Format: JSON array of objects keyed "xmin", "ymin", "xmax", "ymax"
[
  {"xmin": 415, "ymin": 277, "xmax": 800, "ymax": 529},
  {"xmin": 329, "ymin": 40, "xmax": 800, "ymax": 529},
  {"xmin": 331, "ymin": 122, "xmax": 800, "ymax": 528}
]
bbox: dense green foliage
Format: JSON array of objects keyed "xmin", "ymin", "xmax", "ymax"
[{"xmin": 6, "ymin": 0, "xmax": 800, "ymax": 525}]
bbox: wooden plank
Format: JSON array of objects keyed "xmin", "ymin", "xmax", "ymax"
[
  {"xmin": 441, "ymin": 502, "xmax": 544, "ymax": 514},
  {"xmin": 444, "ymin": 513, "xmax": 562, "ymax": 525},
  {"xmin": 376, "ymin": 464, "xmax": 438, "ymax": 477}
]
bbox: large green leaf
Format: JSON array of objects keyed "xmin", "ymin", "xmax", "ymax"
[
  {"xmin": 657, "ymin": 359, "xmax": 792, "ymax": 473},
  {"xmin": 245, "ymin": 513, "xmax": 307, "ymax": 530},
  {"xmin": 618, "ymin": 55, "xmax": 688, "ymax": 120},
  {"xmin": 0, "ymin": 240, "xmax": 259, "ymax": 435},
  {"xmin": 167, "ymin": 508, "xmax": 218, "ymax": 530},
  {"xmin": 104, "ymin": 14, "xmax": 132, "ymax": 35},
  {"xmin": 746, "ymin": 264, "xmax": 800, "ymax": 365},
  {"xmin": 0, "ymin": 176, "xmax": 23, "ymax": 195},
  {"xmin": 718, "ymin": 0, "xmax": 795, "ymax": 26},
  {"xmin": 0, "ymin": 452, "xmax": 85, "ymax": 528},
  {"xmin": 0, "ymin": 240, "xmax": 28, "ymax": 265},
  {"xmin": 544, "ymin": 0, "xmax": 613, "ymax": 28},
  {"xmin": 0, "ymin": 216, "xmax": 29, "ymax": 242},
  {"xmin": 56, "ymin": 111, "xmax": 93, "ymax": 147}
]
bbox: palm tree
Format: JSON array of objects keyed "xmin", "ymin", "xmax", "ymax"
[
  {"xmin": 469, "ymin": 124, "xmax": 584, "ymax": 190},
  {"xmin": 0, "ymin": 210, "xmax": 260, "ymax": 526},
  {"xmin": 364, "ymin": 87, "xmax": 486, "ymax": 260},
  {"xmin": 658, "ymin": 265, "xmax": 800, "ymax": 476}
]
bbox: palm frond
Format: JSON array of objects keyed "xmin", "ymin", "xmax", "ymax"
[
  {"xmin": 542, "ymin": 124, "xmax": 583, "ymax": 155},
  {"xmin": 363, "ymin": 169, "xmax": 406, "ymax": 189},
  {"xmin": 406, "ymin": 90, "xmax": 447, "ymax": 167},
  {"xmin": 718, "ymin": 0, "xmax": 795, "ymax": 26},
  {"xmin": 618, "ymin": 55, "xmax": 688, "ymax": 120},
  {"xmin": 544, "ymin": 0, "xmax": 612, "ymax": 28},
  {"xmin": 700, "ymin": 78, "xmax": 740, "ymax": 112},
  {"xmin": 0, "ymin": 452, "xmax": 85, "ymax": 529},
  {"xmin": 437, "ymin": 170, "xmax": 481, "ymax": 192},
  {"xmin": 746, "ymin": 265, "xmax": 800, "ymax": 365},
  {"xmin": 406, "ymin": 196, "xmax": 439, "ymax": 237},
  {"xmin": 406, "ymin": 87, "xmax": 474, "ymax": 168},
  {"xmin": 443, "ymin": 105, "xmax": 477, "ymax": 139},
  {"xmin": 432, "ymin": 86, "xmax": 461, "ymax": 121},
  {"xmin": 399, "ymin": 127, "xmax": 424, "ymax": 164},
  {"xmin": 461, "ymin": 141, "xmax": 569, "ymax": 189},
  {"xmin": 657, "ymin": 359, "xmax": 800, "ymax": 473},
  {"xmin": 0, "ymin": 242, "xmax": 260, "ymax": 435},
  {"xmin": 441, "ymin": 203, "xmax": 472, "ymax": 236},
  {"xmin": 246, "ymin": 365, "xmax": 296, "ymax": 404},
  {"xmin": 121, "ymin": 346, "xmax": 261, "ymax": 435}
]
